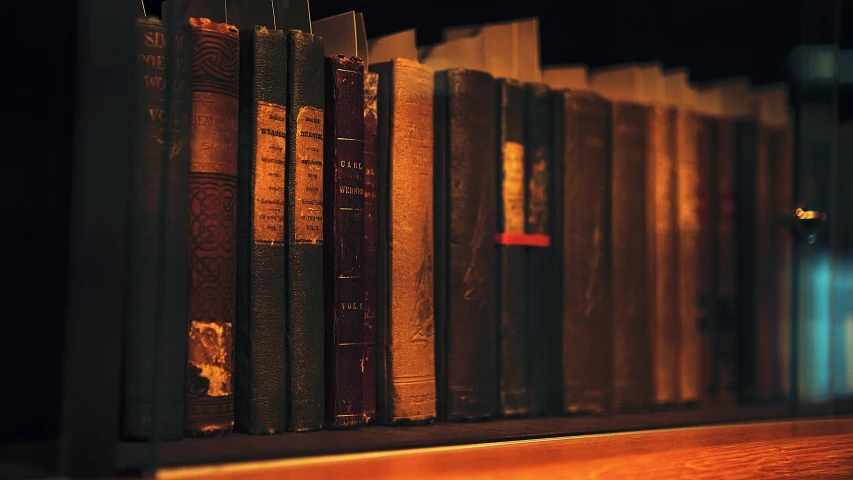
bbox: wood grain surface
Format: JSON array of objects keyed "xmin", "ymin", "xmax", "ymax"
[{"xmin": 157, "ymin": 417, "xmax": 853, "ymax": 479}]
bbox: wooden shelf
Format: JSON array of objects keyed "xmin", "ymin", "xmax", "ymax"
[{"xmin": 116, "ymin": 405, "xmax": 796, "ymax": 472}]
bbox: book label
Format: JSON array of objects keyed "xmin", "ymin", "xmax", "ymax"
[
  {"xmin": 254, "ymin": 101, "xmax": 287, "ymax": 246},
  {"xmin": 295, "ymin": 106, "xmax": 324, "ymax": 244},
  {"xmin": 190, "ymin": 92, "xmax": 239, "ymax": 175},
  {"xmin": 527, "ymin": 145, "xmax": 550, "ymax": 234},
  {"xmin": 501, "ymin": 141, "xmax": 525, "ymax": 234}
]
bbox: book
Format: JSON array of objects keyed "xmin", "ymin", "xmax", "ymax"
[
  {"xmin": 442, "ymin": 18, "xmax": 542, "ymax": 83},
  {"xmin": 323, "ymin": 54, "xmax": 368, "ymax": 428},
  {"xmin": 542, "ymin": 65, "xmax": 590, "ymax": 91},
  {"xmin": 371, "ymin": 58, "xmax": 437, "ymax": 424},
  {"xmin": 369, "ymin": 29, "xmax": 419, "ymax": 65},
  {"xmin": 433, "ymin": 69, "xmax": 499, "ymax": 420},
  {"xmin": 362, "ymin": 69, "xmax": 379, "ymax": 423},
  {"xmin": 286, "ymin": 28, "xmax": 326, "ymax": 432},
  {"xmin": 122, "ymin": 15, "xmax": 192, "ymax": 440},
  {"xmin": 234, "ymin": 24, "xmax": 288, "ymax": 435},
  {"xmin": 185, "ymin": 17, "xmax": 240, "ymax": 437}
]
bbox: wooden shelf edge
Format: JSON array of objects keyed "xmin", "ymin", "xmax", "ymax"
[{"xmin": 115, "ymin": 404, "xmax": 810, "ymax": 472}]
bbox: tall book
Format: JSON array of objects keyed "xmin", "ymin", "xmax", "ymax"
[
  {"xmin": 185, "ymin": 17, "xmax": 240, "ymax": 437},
  {"xmin": 665, "ymin": 68, "xmax": 701, "ymax": 405},
  {"xmin": 591, "ymin": 65, "xmax": 654, "ymax": 411},
  {"xmin": 122, "ymin": 15, "xmax": 192, "ymax": 440},
  {"xmin": 323, "ymin": 54, "xmax": 367, "ymax": 428},
  {"xmin": 285, "ymin": 28, "xmax": 326, "ymax": 432},
  {"xmin": 234, "ymin": 24, "xmax": 288, "ymax": 435},
  {"xmin": 433, "ymin": 69, "xmax": 499, "ymax": 420},
  {"xmin": 371, "ymin": 57, "xmax": 437, "ymax": 423},
  {"xmin": 363, "ymin": 67, "xmax": 379, "ymax": 425}
]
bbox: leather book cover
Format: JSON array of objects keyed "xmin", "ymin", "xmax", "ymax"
[
  {"xmin": 122, "ymin": 16, "xmax": 192, "ymax": 440},
  {"xmin": 559, "ymin": 90, "xmax": 613, "ymax": 414},
  {"xmin": 362, "ymin": 71, "xmax": 379, "ymax": 423},
  {"xmin": 649, "ymin": 105, "xmax": 679, "ymax": 407},
  {"xmin": 496, "ymin": 79, "xmax": 529, "ymax": 417},
  {"xmin": 185, "ymin": 18, "xmax": 240, "ymax": 438},
  {"xmin": 371, "ymin": 59, "xmax": 437, "ymax": 424},
  {"xmin": 434, "ymin": 69, "xmax": 498, "ymax": 421},
  {"xmin": 323, "ymin": 55, "xmax": 368, "ymax": 428},
  {"xmin": 716, "ymin": 119, "xmax": 738, "ymax": 405},
  {"xmin": 234, "ymin": 26, "xmax": 288, "ymax": 435},
  {"xmin": 525, "ymin": 83, "xmax": 559, "ymax": 415},
  {"xmin": 611, "ymin": 101, "xmax": 654, "ymax": 411},
  {"xmin": 285, "ymin": 29, "xmax": 325, "ymax": 432}
]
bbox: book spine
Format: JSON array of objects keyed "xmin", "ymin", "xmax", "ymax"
[
  {"xmin": 362, "ymin": 71, "xmax": 379, "ymax": 423},
  {"xmin": 122, "ymin": 17, "xmax": 192, "ymax": 440},
  {"xmin": 675, "ymin": 108, "xmax": 701, "ymax": 405},
  {"xmin": 374, "ymin": 59, "xmax": 437, "ymax": 424},
  {"xmin": 525, "ymin": 83, "xmax": 559, "ymax": 415},
  {"xmin": 285, "ymin": 30, "xmax": 325, "ymax": 432},
  {"xmin": 324, "ymin": 55, "xmax": 367, "ymax": 428},
  {"xmin": 185, "ymin": 18, "xmax": 240, "ymax": 437},
  {"xmin": 561, "ymin": 91, "xmax": 613, "ymax": 414},
  {"xmin": 717, "ymin": 119, "xmax": 738, "ymax": 405},
  {"xmin": 611, "ymin": 102, "xmax": 654, "ymax": 411},
  {"xmin": 496, "ymin": 79, "xmax": 528, "ymax": 417},
  {"xmin": 650, "ymin": 105, "xmax": 679, "ymax": 406},
  {"xmin": 435, "ymin": 69, "xmax": 498, "ymax": 421},
  {"xmin": 234, "ymin": 26, "xmax": 288, "ymax": 435}
]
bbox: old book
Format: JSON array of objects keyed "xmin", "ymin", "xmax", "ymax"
[
  {"xmin": 185, "ymin": 17, "xmax": 240, "ymax": 437},
  {"xmin": 362, "ymin": 71, "xmax": 379, "ymax": 424},
  {"xmin": 557, "ymin": 89, "xmax": 613, "ymax": 414},
  {"xmin": 371, "ymin": 58, "xmax": 437, "ymax": 424},
  {"xmin": 122, "ymin": 15, "xmax": 192, "ymax": 440},
  {"xmin": 285, "ymin": 29, "xmax": 326, "ymax": 432},
  {"xmin": 234, "ymin": 25, "xmax": 288, "ymax": 435},
  {"xmin": 441, "ymin": 18, "xmax": 542, "ymax": 83},
  {"xmin": 665, "ymin": 68, "xmax": 701, "ymax": 405},
  {"xmin": 323, "ymin": 55, "xmax": 368, "ymax": 428},
  {"xmin": 542, "ymin": 65, "xmax": 590, "ymax": 91},
  {"xmin": 434, "ymin": 69, "xmax": 498, "ymax": 420}
]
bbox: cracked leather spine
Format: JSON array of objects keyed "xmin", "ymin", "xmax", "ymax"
[
  {"xmin": 323, "ymin": 55, "xmax": 367, "ymax": 428},
  {"xmin": 285, "ymin": 30, "xmax": 325, "ymax": 432},
  {"xmin": 496, "ymin": 79, "xmax": 529, "ymax": 417},
  {"xmin": 362, "ymin": 71, "xmax": 379, "ymax": 423},
  {"xmin": 122, "ymin": 16, "xmax": 192, "ymax": 441},
  {"xmin": 184, "ymin": 18, "xmax": 239, "ymax": 437},
  {"xmin": 434, "ymin": 69, "xmax": 498, "ymax": 421},
  {"xmin": 371, "ymin": 59, "xmax": 437, "ymax": 424},
  {"xmin": 559, "ymin": 90, "xmax": 613, "ymax": 414},
  {"xmin": 235, "ymin": 26, "xmax": 288, "ymax": 435}
]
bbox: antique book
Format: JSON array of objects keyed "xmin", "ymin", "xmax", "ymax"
[
  {"xmin": 122, "ymin": 15, "xmax": 192, "ymax": 440},
  {"xmin": 434, "ymin": 69, "xmax": 498, "ymax": 420},
  {"xmin": 542, "ymin": 64, "xmax": 590, "ymax": 91},
  {"xmin": 495, "ymin": 79, "xmax": 529, "ymax": 417},
  {"xmin": 185, "ymin": 17, "xmax": 240, "ymax": 437},
  {"xmin": 323, "ymin": 55, "xmax": 368, "ymax": 428},
  {"xmin": 234, "ymin": 25, "xmax": 288, "ymax": 435},
  {"xmin": 362, "ymin": 70, "xmax": 379, "ymax": 424},
  {"xmin": 557, "ymin": 89, "xmax": 613, "ymax": 414},
  {"xmin": 285, "ymin": 29, "xmax": 326, "ymax": 432},
  {"xmin": 441, "ymin": 18, "xmax": 542, "ymax": 83},
  {"xmin": 525, "ymin": 82, "xmax": 559, "ymax": 415},
  {"xmin": 371, "ymin": 58, "xmax": 437, "ymax": 424},
  {"xmin": 665, "ymin": 68, "xmax": 701, "ymax": 405}
]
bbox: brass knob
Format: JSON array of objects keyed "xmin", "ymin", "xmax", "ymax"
[{"xmin": 791, "ymin": 207, "xmax": 827, "ymax": 244}]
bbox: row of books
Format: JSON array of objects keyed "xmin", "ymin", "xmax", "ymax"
[{"xmin": 123, "ymin": 5, "xmax": 798, "ymax": 441}]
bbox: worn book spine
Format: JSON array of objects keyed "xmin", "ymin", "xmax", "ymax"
[
  {"xmin": 185, "ymin": 18, "xmax": 239, "ymax": 437},
  {"xmin": 372, "ymin": 59, "xmax": 437, "ymax": 424},
  {"xmin": 235, "ymin": 26, "xmax": 288, "ymax": 435},
  {"xmin": 285, "ymin": 30, "xmax": 325, "ymax": 432},
  {"xmin": 525, "ymin": 83, "xmax": 558, "ymax": 415},
  {"xmin": 560, "ymin": 90, "xmax": 613, "ymax": 414},
  {"xmin": 650, "ymin": 105, "xmax": 679, "ymax": 406},
  {"xmin": 675, "ymin": 108, "xmax": 701, "ymax": 405},
  {"xmin": 324, "ymin": 55, "xmax": 367, "ymax": 428},
  {"xmin": 122, "ymin": 16, "xmax": 192, "ymax": 440},
  {"xmin": 434, "ymin": 69, "xmax": 498, "ymax": 421},
  {"xmin": 496, "ymin": 79, "xmax": 529, "ymax": 417},
  {"xmin": 716, "ymin": 119, "xmax": 738, "ymax": 405},
  {"xmin": 362, "ymin": 71, "xmax": 379, "ymax": 423},
  {"xmin": 611, "ymin": 101, "xmax": 654, "ymax": 411}
]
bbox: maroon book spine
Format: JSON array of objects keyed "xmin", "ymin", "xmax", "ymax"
[{"xmin": 362, "ymin": 71, "xmax": 379, "ymax": 422}]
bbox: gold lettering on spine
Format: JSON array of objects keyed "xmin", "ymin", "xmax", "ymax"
[
  {"xmin": 254, "ymin": 101, "xmax": 287, "ymax": 245},
  {"xmin": 502, "ymin": 141, "xmax": 526, "ymax": 233},
  {"xmin": 295, "ymin": 106, "xmax": 324, "ymax": 244},
  {"xmin": 190, "ymin": 92, "xmax": 239, "ymax": 175}
]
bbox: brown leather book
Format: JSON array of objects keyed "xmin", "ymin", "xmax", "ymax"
[
  {"xmin": 371, "ymin": 58, "xmax": 437, "ymax": 424},
  {"xmin": 185, "ymin": 17, "xmax": 240, "ymax": 437},
  {"xmin": 324, "ymin": 55, "xmax": 368, "ymax": 428},
  {"xmin": 362, "ymin": 70, "xmax": 379, "ymax": 423}
]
